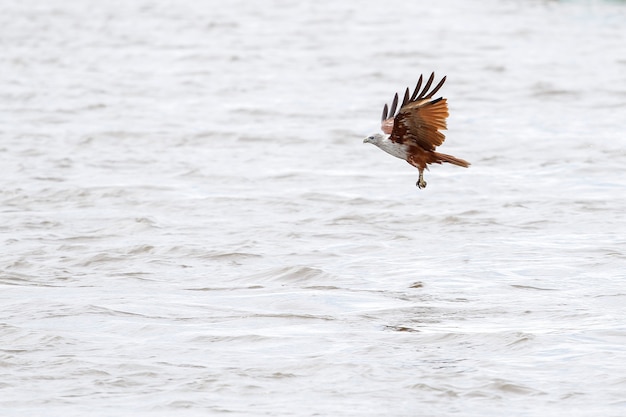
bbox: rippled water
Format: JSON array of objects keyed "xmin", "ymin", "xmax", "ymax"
[{"xmin": 2, "ymin": 0, "xmax": 626, "ymax": 415}]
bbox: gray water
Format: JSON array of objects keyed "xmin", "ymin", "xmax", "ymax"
[{"xmin": 2, "ymin": 0, "xmax": 626, "ymax": 416}]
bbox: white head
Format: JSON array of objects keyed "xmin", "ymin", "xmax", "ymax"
[{"xmin": 363, "ymin": 133, "xmax": 385, "ymax": 145}]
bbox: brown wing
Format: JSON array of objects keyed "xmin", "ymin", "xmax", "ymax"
[
  {"xmin": 391, "ymin": 97, "xmax": 448, "ymax": 151},
  {"xmin": 380, "ymin": 73, "xmax": 448, "ymax": 151}
]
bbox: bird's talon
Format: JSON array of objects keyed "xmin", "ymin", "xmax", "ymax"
[{"xmin": 416, "ymin": 173, "xmax": 427, "ymax": 189}]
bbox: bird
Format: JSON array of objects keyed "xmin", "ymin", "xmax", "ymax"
[{"xmin": 363, "ymin": 73, "xmax": 469, "ymax": 189}]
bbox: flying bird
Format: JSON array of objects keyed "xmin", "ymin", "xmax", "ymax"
[{"xmin": 364, "ymin": 73, "xmax": 469, "ymax": 189}]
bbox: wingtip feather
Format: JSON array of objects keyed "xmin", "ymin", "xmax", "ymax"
[
  {"xmin": 389, "ymin": 93, "xmax": 399, "ymax": 117},
  {"xmin": 418, "ymin": 73, "xmax": 435, "ymax": 99},
  {"xmin": 410, "ymin": 75, "xmax": 423, "ymax": 101},
  {"xmin": 402, "ymin": 88, "xmax": 410, "ymax": 108}
]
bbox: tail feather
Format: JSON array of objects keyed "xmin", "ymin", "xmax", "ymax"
[{"xmin": 433, "ymin": 152, "xmax": 470, "ymax": 168}]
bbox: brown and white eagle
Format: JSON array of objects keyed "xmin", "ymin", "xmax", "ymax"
[{"xmin": 364, "ymin": 73, "xmax": 469, "ymax": 188}]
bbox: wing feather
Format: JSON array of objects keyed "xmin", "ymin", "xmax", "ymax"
[
  {"xmin": 424, "ymin": 76, "xmax": 446, "ymax": 99},
  {"xmin": 389, "ymin": 93, "xmax": 399, "ymax": 118},
  {"xmin": 381, "ymin": 117, "xmax": 394, "ymax": 135},
  {"xmin": 401, "ymin": 88, "xmax": 410, "ymax": 107},
  {"xmin": 410, "ymin": 74, "xmax": 423, "ymax": 101},
  {"xmin": 391, "ymin": 97, "xmax": 448, "ymax": 150},
  {"xmin": 377, "ymin": 73, "xmax": 449, "ymax": 150},
  {"xmin": 417, "ymin": 73, "xmax": 435, "ymax": 99}
]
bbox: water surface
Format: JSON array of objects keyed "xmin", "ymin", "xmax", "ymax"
[{"xmin": 1, "ymin": 0, "xmax": 626, "ymax": 416}]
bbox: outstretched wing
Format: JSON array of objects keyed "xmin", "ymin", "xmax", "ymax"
[{"xmin": 380, "ymin": 73, "xmax": 449, "ymax": 151}]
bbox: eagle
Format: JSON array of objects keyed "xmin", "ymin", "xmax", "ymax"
[{"xmin": 364, "ymin": 73, "xmax": 469, "ymax": 189}]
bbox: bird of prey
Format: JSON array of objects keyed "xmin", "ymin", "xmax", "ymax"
[{"xmin": 364, "ymin": 73, "xmax": 469, "ymax": 189}]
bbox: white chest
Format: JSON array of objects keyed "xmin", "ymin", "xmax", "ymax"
[{"xmin": 376, "ymin": 137, "xmax": 409, "ymax": 160}]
